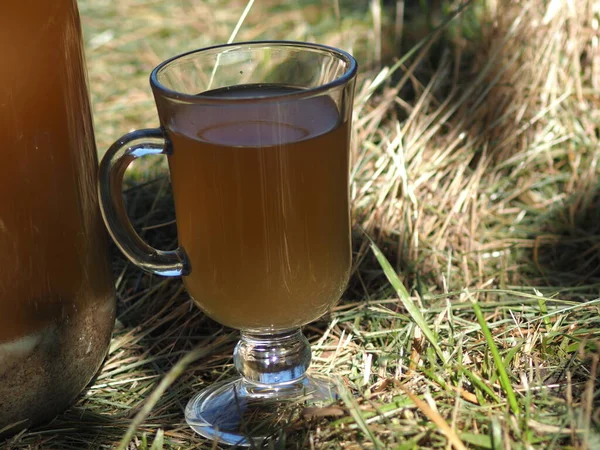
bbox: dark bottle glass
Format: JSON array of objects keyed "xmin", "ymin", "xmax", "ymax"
[{"xmin": 0, "ymin": 0, "xmax": 115, "ymax": 430}]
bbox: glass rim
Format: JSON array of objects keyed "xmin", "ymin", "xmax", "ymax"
[{"xmin": 149, "ymin": 40, "xmax": 358, "ymax": 103}]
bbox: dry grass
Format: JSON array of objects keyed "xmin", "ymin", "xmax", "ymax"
[{"xmin": 4, "ymin": 0, "xmax": 600, "ymax": 448}]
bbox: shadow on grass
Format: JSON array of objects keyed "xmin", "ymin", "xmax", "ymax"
[
  {"xmin": 3, "ymin": 408, "xmax": 131, "ymax": 450},
  {"xmin": 524, "ymin": 186, "xmax": 600, "ymax": 291},
  {"xmin": 515, "ymin": 187, "xmax": 600, "ymax": 434}
]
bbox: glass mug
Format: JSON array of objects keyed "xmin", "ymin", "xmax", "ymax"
[{"xmin": 98, "ymin": 41, "xmax": 357, "ymax": 445}]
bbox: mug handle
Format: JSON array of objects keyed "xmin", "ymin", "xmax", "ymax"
[{"xmin": 98, "ymin": 128, "xmax": 190, "ymax": 277}]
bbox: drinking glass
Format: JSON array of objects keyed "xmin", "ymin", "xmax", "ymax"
[{"xmin": 98, "ymin": 41, "xmax": 357, "ymax": 445}]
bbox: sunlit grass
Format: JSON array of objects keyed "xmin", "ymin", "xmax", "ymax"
[{"xmin": 4, "ymin": 0, "xmax": 600, "ymax": 448}]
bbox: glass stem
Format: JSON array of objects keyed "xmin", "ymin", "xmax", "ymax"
[{"xmin": 233, "ymin": 329, "xmax": 311, "ymax": 385}]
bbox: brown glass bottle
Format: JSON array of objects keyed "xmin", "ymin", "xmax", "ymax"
[{"xmin": 0, "ymin": 0, "xmax": 115, "ymax": 430}]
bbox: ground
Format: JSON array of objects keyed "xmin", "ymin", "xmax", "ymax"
[{"xmin": 3, "ymin": 0, "xmax": 600, "ymax": 449}]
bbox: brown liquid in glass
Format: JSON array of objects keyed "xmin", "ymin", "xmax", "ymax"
[
  {"xmin": 0, "ymin": 0, "xmax": 115, "ymax": 428},
  {"xmin": 168, "ymin": 86, "xmax": 351, "ymax": 330},
  {"xmin": 0, "ymin": 1, "xmax": 113, "ymax": 343}
]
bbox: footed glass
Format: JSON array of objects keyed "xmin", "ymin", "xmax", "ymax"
[{"xmin": 98, "ymin": 41, "xmax": 357, "ymax": 446}]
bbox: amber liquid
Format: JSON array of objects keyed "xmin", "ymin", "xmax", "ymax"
[
  {"xmin": 168, "ymin": 85, "xmax": 351, "ymax": 330},
  {"xmin": 0, "ymin": 1, "xmax": 114, "ymax": 343}
]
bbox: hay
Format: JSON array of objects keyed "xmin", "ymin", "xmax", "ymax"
[{"xmin": 4, "ymin": 0, "xmax": 600, "ymax": 448}]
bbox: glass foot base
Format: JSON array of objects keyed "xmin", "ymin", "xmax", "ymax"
[{"xmin": 185, "ymin": 374, "xmax": 339, "ymax": 446}]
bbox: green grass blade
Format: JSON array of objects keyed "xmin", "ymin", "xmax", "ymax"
[
  {"xmin": 336, "ymin": 380, "xmax": 384, "ymax": 449},
  {"xmin": 460, "ymin": 432, "xmax": 492, "ymax": 449},
  {"xmin": 471, "ymin": 300, "xmax": 520, "ymax": 416},
  {"xmin": 149, "ymin": 429, "xmax": 164, "ymax": 450},
  {"xmin": 462, "ymin": 368, "xmax": 501, "ymax": 403},
  {"xmin": 370, "ymin": 240, "xmax": 446, "ymax": 363}
]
